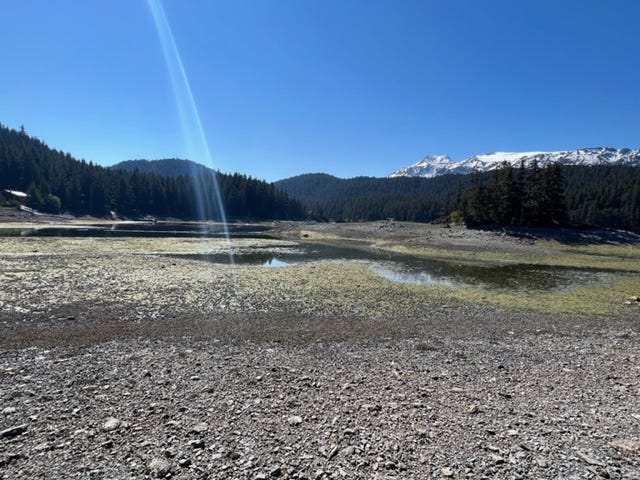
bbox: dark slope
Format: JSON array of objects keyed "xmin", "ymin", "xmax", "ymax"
[
  {"xmin": 110, "ymin": 158, "xmax": 214, "ymax": 178},
  {"xmin": 0, "ymin": 124, "xmax": 305, "ymax": 220}
]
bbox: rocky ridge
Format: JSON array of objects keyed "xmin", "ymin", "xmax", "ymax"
[{"xmin": 389, "ymin": 147, "xmax": 640, "ymax": 178}]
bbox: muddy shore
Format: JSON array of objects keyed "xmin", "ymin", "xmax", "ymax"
[{"xmin": 1, "ymin": 220, "xmax": 639, "ymax": 478}]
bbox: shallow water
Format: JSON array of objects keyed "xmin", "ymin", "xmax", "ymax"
[
  {"xmin": 1, "ymin": 222, "xmax": 621, "ymax": 292},
  {"xmin": 1, "ymin": 222, "xmax": 274, "ymax": 239}
]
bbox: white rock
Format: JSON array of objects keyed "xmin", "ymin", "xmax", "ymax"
[
  {"xmin": 287, "ymin": 415, "xmax": 303, "ymax": 426},
  {"xmin": 103, "ymin": 417, "xmax": 122, "ymax": 431}
]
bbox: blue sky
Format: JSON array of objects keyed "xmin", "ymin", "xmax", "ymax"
[{"xmin": 2, "ymin": 0, "xmax": 639, "ymax": 181}]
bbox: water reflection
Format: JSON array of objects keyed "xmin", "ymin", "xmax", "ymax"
[
  {"xmin": 371, "ymin": 264, "xmax": 459, "ymax": 287},
  {"xmin": 0, "ymin": 223, "xmax": 621, "ymax": 292}
]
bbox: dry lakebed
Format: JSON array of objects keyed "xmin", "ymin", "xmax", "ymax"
[{"xmin": 1, "ymin": 219, "xmax": 639, "ymax": 479}]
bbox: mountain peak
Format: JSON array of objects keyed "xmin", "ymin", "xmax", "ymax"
[{"xmin": 389, "ymin": 148, "xmax": 640, "ymax": 178}]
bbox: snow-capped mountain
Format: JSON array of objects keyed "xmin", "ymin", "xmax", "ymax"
[{"xmin": 388, "ymin": 147, "xmax": 640, "ymax": 178}]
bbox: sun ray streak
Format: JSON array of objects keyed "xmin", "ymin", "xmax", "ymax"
[{"xmin": 147, "ymin": 0, "xmax": 236, "ymax": 277}]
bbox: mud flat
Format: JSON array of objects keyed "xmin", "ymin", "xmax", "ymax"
[{"xmin": 1, "ymin": 222, "xmax": 639, "ymax": 478}]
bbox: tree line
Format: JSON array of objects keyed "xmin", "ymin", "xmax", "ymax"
[
  {"xmin": 276, "ymin": 165, "xmax": 640, "ymax": 229},
  {"xmin": 454, "ymin": 160, "xmax": 568, "ymax": 226},
  {"xmin": 2, "ymin": 122, "xmax": 638, "ymax": 228},
  {"xmin": 275, "ymin": 173, "xmax": 468, "ymax": 222},
  {"xmin": 0, "ymin": 124, "xmax": 305, "ymax": 220}
]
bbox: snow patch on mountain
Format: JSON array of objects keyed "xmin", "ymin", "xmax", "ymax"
[{"xmin": 389, "ymin": 147, "xmax": 640, "ymax": 178}]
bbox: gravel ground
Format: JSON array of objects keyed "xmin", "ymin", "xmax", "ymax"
[
  {"xmin": 1, "ymin": 334, "xmax": 639, "ymax": 479},
  {"xmin": 1, "ymin": 221, "xmax": 639, "ymax": 479}
]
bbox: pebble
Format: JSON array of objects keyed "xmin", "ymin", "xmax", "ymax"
[
  {"xmin": 287, "ymin": 415, "xmax": 303, "ymax": 426},
  {"xmin": 102, "ymin": 417, "xmax": 121, "ymax": 431},
  {"xmin": 191, "ymin": 421, "xmax": 209, "ymax": 433},
  {"xmin": 148, "ymin": 457, "xmax": 171, "ymax": 477},
  {"xmin": 0, "ymin": 424, "xmax": 27, "ymax": 438}
]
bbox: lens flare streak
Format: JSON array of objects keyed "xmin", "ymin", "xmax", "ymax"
[{"xmin": 147, "ymin": 0, "xmax": 235, "ymax": 272}]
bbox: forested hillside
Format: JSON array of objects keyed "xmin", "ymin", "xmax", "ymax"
[
  {"xmin": 0, "ymin": 124, "xmax": 305, "ymax": 220},
  {"xmin": 110, "ymin": 158, "xmax": 213, "ymax": 178},
  {"xmin": 275, "ymin": 173, "xmax": 470, "ymax": 222},
  {"xmin": 564, "ymin": 166, "xmax": 640, "ymax": 227},
  {"xmin": 277, "ymin": 166, "xmax": 640, "ymax": 228}
]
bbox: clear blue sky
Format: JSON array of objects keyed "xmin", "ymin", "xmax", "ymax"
[{"xmin": 2, "ymin": 0, "xmax": 639, "ymax": 182}]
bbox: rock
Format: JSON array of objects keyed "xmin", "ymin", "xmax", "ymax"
[
  {"xmin": 466, "ymin": 405, "xmax": 480, "ymax": 414},
  {"xmin": 148, "ymin": 457, "xmax": 171, "ymax": 477},
  {"xmin": 270, "ymin": 465, "xmax": 283, "ymax": 477},
  {"xmin": 191, "ymin": 421, "xmax": 208, "ymax": 433},
  {"xmin": 327, "ymin": 445, "xmax": 339, "ymax": 460},
  {"xmin": 0, "ymin": 424, "xmax": 27, "ymax": 439},
  {"xmin": 576, "ymin": 451, "xmax": 605, "ymax": 467},
  {"xmin": 610, "ymin": 439, "xmax": 640, "ymax": 455},
  {"xmin": 341, "ymin": 446, "xmax": 356, "ymax": 456},
  {"xmin": 2, "ymin": 407, "xmax": 16, "ymax": 415},
  {"xmin": 441, "ymin": 466, "xmax": 454, "ymax": 477},
  {"xmin": 360, "ymin": 404, "xmax": 381, "ymax": 412},
  {"xmin": 102, "ymin": 417, "xmax": 121, "ymax": 431},
  {"xmin": 287, "ymin": 415, "xmax": 303, "ymax": 426},
  {"xmin": 189, "ymin": 439, "xmax": 205, "ymax": 449}
]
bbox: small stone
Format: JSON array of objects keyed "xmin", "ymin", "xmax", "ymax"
[
  {"xmin": 0, "ymin": 424, "xmax": 27, "ymax": 438},
  {"xmin": 341, "ymin": 446, "xmax": 356, "ymax": 456},
  {"xmin": 148, "ymin": 457, "xmax": 171, "ymax": 477},
  {"xmin": 103, "ymin": 417, "xmax": 121, "ymax": 431},
  {"xmin": 270, "ymin": 465, "xmax": 283, "ymax": 477},
  {"xmin": 361, "ymin": 404, "xmax": 381, "ymax": 412},
  {"xmin": 178, "ymin": 458, "xmax": 191, "ymax": 467},
  {"xmin": 536, "ymin": 457, "xmax": 548, "ymax": 468},
  {"xmin": 287, "ymin": 415, "xmax": 303, "ymax": 426},
  {"xmin": 576, "ymin": 451, "xmax": 605, "ymax": 467},
  {"xmin": 466, "ymin": 405, "xmax": 480, "ymax": 414},
  {"xmin": 191, "ymin": 422, "xmax": 208, "ymax": 433},
  {"xmin": 441, "ymin": 467, "xmax": 454, "ymax": 477},
  {"xmin": 610, "ymin": 439, "xmax": 640, "ymax": 455},
  {"xmin": 189, "ymin": 439, "xmax": 205, "ymax": 449},
  {"xmin": 2, "ymin": 407, "xmax": 16, "ymax": 415},
  {"xmin": 163, "ymin": 449, "xmax": 176, "ymax": 458}
]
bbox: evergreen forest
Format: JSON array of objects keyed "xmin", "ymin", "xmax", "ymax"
[
  {"xmin": 0, "ymin": 124, "xmax": 305, "ymax": 220},
  {"xmin": 276, "ymin": 165, "xmax": 640, "ymax": 228},
  {"xmin": 1, "ymin": 123, "xmax": 638, "ymax": 228}
]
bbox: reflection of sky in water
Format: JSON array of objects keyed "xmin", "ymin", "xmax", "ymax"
[
  {"xmin": 5, "ymin": 224, "xmax": 622, "ymax": 292},
  {"xmin": 262, "ymin": 257, "xmax": 289, "ymax": 268},
  {"xmin": 370, "ymin": 264, "xmax": 458, "ymax": 287}
]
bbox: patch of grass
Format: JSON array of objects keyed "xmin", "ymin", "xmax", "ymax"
[
  {"xmin": 456, "ymin": 276, "xmax": 640, "ymax": 316},
  {"xmin": 378, "ymin": 241, "xmax": 640, "ymax": 272}
]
